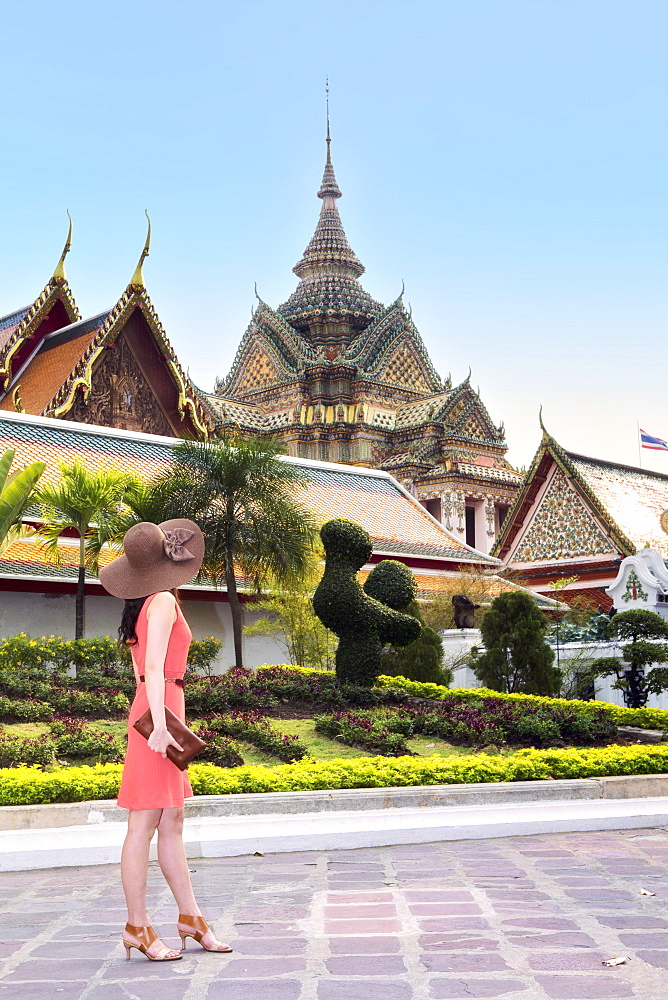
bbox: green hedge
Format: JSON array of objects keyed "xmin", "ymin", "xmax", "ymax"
[
  {"xmin": 4, "ymin": 743, "xmax": 668, "ymax": 806},
  {"xmin": 255, "ymin": 665, "xmax": 668, "ymax": 731},
  {"xmin": 374, "ymin": 674, "xmax": 668, "ymax": 732}
]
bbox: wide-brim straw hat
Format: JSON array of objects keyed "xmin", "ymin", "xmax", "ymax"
[{"xmin": 99, "ymin": 519, "xmax": 205, "ymax": 599}]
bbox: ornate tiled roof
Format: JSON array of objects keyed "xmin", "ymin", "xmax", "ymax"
[
  {"xmin": 199, "ymin": 393, "xmax": 268, "ymax": 432},
  {"xmin": 494, "ymin": 430, "xmax": 668, "ymax": 562},
  {"xmin": 0, "ymin": 411, "xmax": 498, "ymax": 577},
  {"xmin": 0, "ymin": 306, "xmax": 31, "ymax": 348},
  {"xmin": 342, "ymin": 302, "xmax": 442, "ymax": 392},
  {"xmin": 0, "ymin": 313, "xmax": 108, "ymax": 414},
  {"xmin": 0, "ymin": 280, "xmax": 211, "ymax": 437},
  {"xmin": 394, "ymin": 392, "xmax": 453, "ymax": 429},
  {"xmin": 568, "ymin": 452, "xmax": 668, "ymax": 554}
]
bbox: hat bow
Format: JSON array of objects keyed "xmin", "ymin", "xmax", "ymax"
[{"xmin": 163, "ymin": 527, "xmax": 196, "ymax": 563}]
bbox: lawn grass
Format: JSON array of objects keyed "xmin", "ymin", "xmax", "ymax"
[{"xmin": 0, "ymin": 716, "xmax": 593, "ymax": 767}]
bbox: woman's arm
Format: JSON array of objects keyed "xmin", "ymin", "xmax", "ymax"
[{"xmin": 144, "ymin": 591, "xmax": 183, "ymax": 758}]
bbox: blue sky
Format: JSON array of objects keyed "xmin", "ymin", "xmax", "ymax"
[{"xmin": 1, "ymin": 0, "xmax": 667, "ymax": 471}]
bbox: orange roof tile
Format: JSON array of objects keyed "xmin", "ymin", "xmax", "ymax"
[{"xmin": 0, "ymin": 327, "xmax": 100, "ymax": 414}]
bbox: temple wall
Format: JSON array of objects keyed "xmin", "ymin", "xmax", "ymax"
[{"xmin": 0, "ymin": 592, "xmax": 287, "ymax": 672}]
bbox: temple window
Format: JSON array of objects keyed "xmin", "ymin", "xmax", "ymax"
[{"xmin": 421, "ymin": 498, "xmax": 441, "ymax": 521}]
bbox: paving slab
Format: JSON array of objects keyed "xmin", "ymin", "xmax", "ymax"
[{"xmin": 2, "ymin": 828, "xmax": 668, "ymax": 998}]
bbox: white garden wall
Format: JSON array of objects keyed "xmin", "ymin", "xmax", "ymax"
[{"xmin": 0, "ymin": 590, "xmax": 287, "ymax": 672}]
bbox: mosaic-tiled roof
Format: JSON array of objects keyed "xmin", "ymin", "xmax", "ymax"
[
  {"xmin": 0, "ymin": 411, "xmax": 497, "ymax": 584},
  {"xmin": 200, "ymin": 393, "xmax": 269, "ymax": 432},
  {"xmin": 568, "ymin": 452, "xmax": 668, "ymax": 554},
  {"xmin": 0, "ymin": 271, "xmax": 81, "ymax": 400},
  {"xmin": 494, "ymin": 431, "xmax": 668, "ymax": 562},
  {"xmin": 394, "ymin": 392, "xmax": 452, "ymax": 429},
  {"xmin": 0, "ymin": 306, "xmax": 31, "ymax": 349}
]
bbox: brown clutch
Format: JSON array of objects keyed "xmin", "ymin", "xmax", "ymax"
[{"xmin": 133, "ymin": 706, "xmax": 205, "ymax": 771}]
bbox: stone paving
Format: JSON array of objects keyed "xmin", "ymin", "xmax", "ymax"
[{"xmin": 2, "ymin": 827, "xmax": 668, "ymax": 999}]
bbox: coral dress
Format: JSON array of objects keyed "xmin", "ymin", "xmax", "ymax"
[{"xmin": 117, "ymin": 592, "xmax": 193, "ymax": 810}]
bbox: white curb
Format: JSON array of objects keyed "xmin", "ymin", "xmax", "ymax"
[{"xmin": 2, "ymin": 795, "xmax": 668, "ymax": 872}]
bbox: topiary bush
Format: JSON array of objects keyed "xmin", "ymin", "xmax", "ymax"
[
  {"xmin": 312, "ymin": 520, "xmax": 421, "ymax": 686},
  {"xmin": 379, "ymin": 600, "xmax": 451, "ymax": 685}
]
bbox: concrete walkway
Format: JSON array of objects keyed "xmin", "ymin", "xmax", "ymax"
[{"xmin": 2, "ymin": 828, "xmax": 668, "ymax": 999}]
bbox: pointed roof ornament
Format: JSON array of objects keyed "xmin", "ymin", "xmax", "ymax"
[
  {"xmin": 317, "ymin": 79, "xmax": 342, "ymax": 201},
  {"xmin": 130, "ymin": 211, "xmax": 151, "ymax": 288},
  {"xmin": 52, "ymin": 211, "xmax": 73, "ymax": 284},
  {"xmin": 539, "ymin": 405, "xmax": 551, "ymax": 440}
]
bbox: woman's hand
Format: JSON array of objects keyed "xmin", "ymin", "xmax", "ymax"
[{"xmin": 147, "ymin": 726, "xmax": 184, "ymax": 758}]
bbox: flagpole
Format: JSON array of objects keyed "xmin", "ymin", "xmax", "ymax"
[{"xmin": 637, "ymin": 421, "xmax": 642, "ymax": 469}]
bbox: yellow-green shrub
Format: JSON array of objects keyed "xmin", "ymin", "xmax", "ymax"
[
  {"xmin": 374, "ymin": 674, "xmax": 668, "ymax": 731},
  {"xmin": 4, "ymin": 744, "xmax": 668, "ymax": 806}
]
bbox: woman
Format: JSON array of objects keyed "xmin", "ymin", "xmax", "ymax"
[{"xmin": 100, "ymin": 519, "xmax": 232, "ymax": 962}]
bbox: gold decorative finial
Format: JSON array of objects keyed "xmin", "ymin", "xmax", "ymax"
[
  {"xmin": 539, "ymin": 405, "xmax": 550, "ymax": 439},
  {"xmin": 52, "ymin": 211, "xmax": 73, "ymax": 283},
  {"xmin": 326, "ymin": 77, "xmax": 331, "ymax": 163},
  {"xmin": 130, "ymin": 211, "xmax": 151, "ymax": 288}
]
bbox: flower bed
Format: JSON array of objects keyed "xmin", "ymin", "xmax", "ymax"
[
  {"xmin": 372, "ymin": 674, "xmax": 668, "ymax": 732},
  {"xmin": 314, "ymin": 697, "xmax": 616, "ymax": 754},
  {"xmin": 198, "ymin": 711, "xmax": 308, "ymax": 762},
  {"xmin": 3, "ymin": 743, "xmax": 668, "ymax": 806}
]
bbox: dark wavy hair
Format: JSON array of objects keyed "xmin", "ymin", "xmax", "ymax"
[
  {"xmin": 118, "ymin": 597, "xmax": 148, "ymax": 646},
  {"xmin": 117, "ymin": 590, "xmax": 182, "ymax": 646}
]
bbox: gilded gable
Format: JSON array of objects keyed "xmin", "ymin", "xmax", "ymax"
[
  {"xmin": 63, "ymin": 334, "xmax": 173, "ymax": 436},
  {"xmin": 514, "ymin": 466, "xmax": 614, "ymax": 563},
  {"xmin": 232, "ymin": 345, "xmax": 281, "ymax": 395},
  {"xmin": 376, "ymin": 341, "xmax": 431, "ymax": 392}
]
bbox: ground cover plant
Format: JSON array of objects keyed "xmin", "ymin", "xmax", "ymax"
[
  {"xmin": 1, "ymin": 651, "xmax": 667, "ymax": 788},
  {"xmin": 5, "ymin": 742, "xmax": 668, "ymax": 806}
]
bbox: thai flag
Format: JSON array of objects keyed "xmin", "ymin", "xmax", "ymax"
[{"xmin": 640, "ymin": 428, "xmax": 668, "ymax": 451}]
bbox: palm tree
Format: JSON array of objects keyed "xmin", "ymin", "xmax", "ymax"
[
  {"xmin": 35, "ymin": 461, "xmax": 139, "ymax": 638},
  {"xmin": 153, "ymin": 435, "xmax": 318, "ymax": 668},
  {"xmin": 0, "ymin": 449, "xmax": 46, "ymax": 557}
]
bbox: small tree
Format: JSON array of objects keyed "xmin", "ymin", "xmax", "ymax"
[
  {"xmin": 243, "ymin": 560, "xmax": 337, "ymax": 670},
  {"xmin": 35, "ymin": 461, "xmax": 138, "ymax": 638},
  {"xmin": 379, "ymin": 600, "xmax": 451, "ymax": 685},
  {"xmin": 150, "ymin": 436, "xmax": 318, "ymax": 669},
  {"xmin": 470, "ymin": 590, "xmax": 560, "ymax": 695},
  {"xmin": 590, "ymin": 609, "xmax": 668, "ymax": 708}
]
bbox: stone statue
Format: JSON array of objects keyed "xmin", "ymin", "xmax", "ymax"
[{"xmin": 452, "ymin": 594, "xmax": 479, "ymax": 629}]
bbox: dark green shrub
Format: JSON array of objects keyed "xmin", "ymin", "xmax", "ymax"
[
  {"xmin": 0, "ymin": 695, "xmax": 53, "ymax": 722},
  {"xmin": 312, "ymin": 520, "xmax": 420, "ymax": 686},
  {"xmin": 201, "ymin": 711, "xmax": 308, "ymax": 762},
  {"xmin": 49, "ymin": 718, "xmax": 125, "ymax": 763},
  {"xmin": 379, "ymin": 601, "xmax": 451, "ymax": 685},
  {"xmin": 192, "ymin": 728, "xmax": 245, "ymax": 767},
  {"xmin": 470, "ymin": 591, "xmax": 560, "ymax": 695},
  {"xmin": 363, "ymin": 560, "xmax": 417, "ymax": 610},
  {"xmin": 591, "ymin": 610, "xmax": 668, "ymax": 708},
  {"xmin": 0, "ymin": 734, "xmax": 56, "ymax": 767},
  {"xmin": 48, "ymin": 689, "xmax": 129, "ymax": 718},
  {"xmin": 314, "ymin": 711, "xmax": 412, "ymax": 755}
]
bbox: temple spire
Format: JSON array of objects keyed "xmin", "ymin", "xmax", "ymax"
[
  {"xmin": 52, "ymin": 211, "xmax": 73, "ymax": 284},
  {"xmin": 318, "ymin": 82, "xmax": 342, "ymax": 201}
]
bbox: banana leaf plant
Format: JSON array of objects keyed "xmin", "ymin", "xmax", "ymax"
[{"xmin": 0, "ymin": 449, "xmax": 46, "ymax": 558}]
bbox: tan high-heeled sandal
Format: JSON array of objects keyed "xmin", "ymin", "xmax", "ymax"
[
  {"xmin": 122, "ymin": 923, "xmax": 182, "ymax": 961},
  {"xmin": 177, "ymin": 914, "xmax": 233, "ymax": 953}
]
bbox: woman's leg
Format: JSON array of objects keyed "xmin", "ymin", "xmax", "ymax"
[
  {"xmin": 121, "ymin": 808, "xmax": 180, "ymax": 958},
  {"xmin": 157, "ymin": 807, "xmax": 230, "ymax": 949}
]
